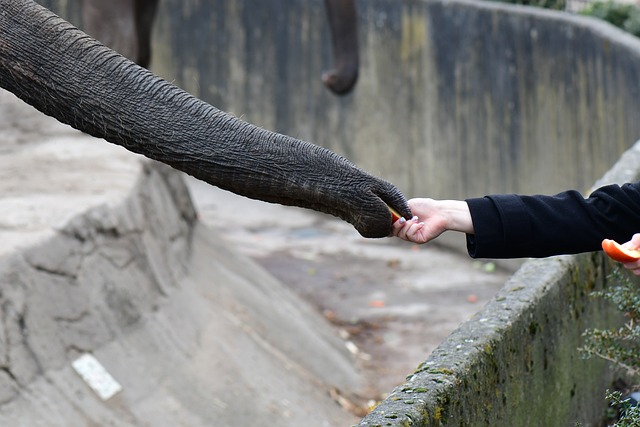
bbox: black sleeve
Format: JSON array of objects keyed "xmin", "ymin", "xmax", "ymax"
[{"xmin": 464, "ymin": 182, "xmax": 640, "ymax": 259}]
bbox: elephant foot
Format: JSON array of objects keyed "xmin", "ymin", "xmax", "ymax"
[{"xmin": 322, "ymin": 69, "xmax": 358, "ymax": 96}]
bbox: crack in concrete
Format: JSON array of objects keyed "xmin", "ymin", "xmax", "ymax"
[
  {"xmin": 16, "ymin": 310, "xmax": 44, "ymax": 380},
  {"xmin": 0, "ymin": 367, "xmax": 17, "ymax": 383},
  {"xmin": 53, "ymin": 310, "xmax": 90, "ymax": 324},
  {"xmin": 0, "ymin": 367, "xmax": 19, "ymax": 407},
  {"xmin": 26, "ymin": 262, "xmax": 78, "ymax": 279}
]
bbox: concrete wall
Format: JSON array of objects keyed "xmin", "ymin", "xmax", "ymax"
[
  {"xmin": 148, "ymin": 0, "xmax": 640, "ymax": 202},
  {"xmin": 40, "ymin": 0, "xmax": 640, "ymax": 199}
]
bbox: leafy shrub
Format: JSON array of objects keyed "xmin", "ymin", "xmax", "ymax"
[
  {"xmin": 580, "ymin": 268, "xmax": 640, "ymax": 426},
  {"xmin": 581, "ymin": 270, "xmax": 640, "ymax": 376},
  {"xmin": 604, "ymin": 390, "xmax": 640, "ymax": 427},
  {"xmin": 580, "ymin": 1, "xmax": 640, "ymax": 38},
  {"xmin": 494, "ymin": 0, "xmax": 566, "ymax": 11}
]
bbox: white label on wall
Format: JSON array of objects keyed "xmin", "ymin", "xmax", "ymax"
[{"xmin": 72, "ymin": 353, "xmax": 122, "ymax": 400}]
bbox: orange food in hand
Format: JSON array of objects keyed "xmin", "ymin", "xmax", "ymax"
[
  {"xmin": 388, "ymin": 206, "xmax": 402, "ymax": 223},
  {"xmin": 601, "ymin": 239, "xmax": 640, "ymax": 263}
]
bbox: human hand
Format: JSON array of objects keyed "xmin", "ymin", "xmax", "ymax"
[
  {"xmin": 390, "ymin": 198, "xmax": 473, "ymax": 244},
  {"xmin": 621, "ymin": 233, "xmax": 640, "ymax": 275}
]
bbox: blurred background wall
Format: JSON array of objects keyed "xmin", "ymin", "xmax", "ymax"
[{"xmin": 40, "ymin": 0, "xmax": 640, "ymax": 200}]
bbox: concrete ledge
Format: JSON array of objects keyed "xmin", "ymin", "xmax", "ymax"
[{"xmin": 358, "ymin": 142, "xmax": 640, "ymax": 426}]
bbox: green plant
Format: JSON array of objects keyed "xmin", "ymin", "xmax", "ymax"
[
  {"xmin": 494, "ymin": 0, "xmax": 566, "ymax": 11},
  {"xmin": 604, "ymin": 390, "xmax": 640, "ymax": 427},
  {"xmin": 581, "ymin": 269, "xmax": 640, "ymax": 376},
  {"xmin": 580, "ymin": 268, "xmax": 640, "ymax": 426},
  {"xmin": 623, "ymin": 8, "xmax": 640, "ymax": 38},
  {"xmin": 580, "ymin": 1, "xmax": 640, "ymax": 38}
]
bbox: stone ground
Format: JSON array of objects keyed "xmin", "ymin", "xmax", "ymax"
[{"xmin": 187, "ymin": 178, "xmax": 515, "ymax": 412}]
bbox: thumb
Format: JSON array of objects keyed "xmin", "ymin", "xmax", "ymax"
[{"xmin": 628, "ymin": 233, "xmax": 640, "ymax": 249}]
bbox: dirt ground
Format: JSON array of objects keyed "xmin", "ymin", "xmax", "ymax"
[{"xmin": 186, "ymin": 177, "xmax": 514, "ymax": 409}]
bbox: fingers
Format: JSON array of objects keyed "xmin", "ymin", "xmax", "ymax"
[
  {"xmin": 391, "ymin": 215, "xmax": 426, "ymax": 243},
  {"xmin": 623, "ymin": 260, "xmax": 640, "ymax": 275},
  {"xmin": 629, "ymin": 233, "xmax": 640, "ymax": 249},
  {"xmin": 622, "ymin": 234, "xmax": 640, "ymax": 275}
]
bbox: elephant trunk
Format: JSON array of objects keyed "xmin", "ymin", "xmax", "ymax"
[{"xmin": 0, "ymin": 0, "xmax": 409, "ymax": 238}]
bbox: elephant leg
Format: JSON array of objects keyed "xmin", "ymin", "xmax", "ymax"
[
  {"xmin": 81, "ymin": 0, "xmax": 158, "ymax": 68},
  {"xmin": 134, "ymin": 0, "xmax": 159, "ymax": 69},
  {"xmin": 322, "ymin": 0, "xmax": 359, "ymax": 96}
]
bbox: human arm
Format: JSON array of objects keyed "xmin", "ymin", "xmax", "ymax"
[
  {"xmin": 392, "ymin": 182, "xmax": 640, "ymax": 259},
  {"xmin": 466, "ymin": 183, "xmax": 640, "ymax": 258},
  {"xmin": 390, "ymin": 198, "xmax": 473, "ymax": 243}
]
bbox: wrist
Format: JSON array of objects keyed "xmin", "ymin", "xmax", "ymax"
[{"xmin": 439, "ymin": 200, "xmax": 474, "ymax": 234}]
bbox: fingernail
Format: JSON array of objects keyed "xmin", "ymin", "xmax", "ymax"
[
  {"xmin": 412, "ymin": 216, "xmax": 419, "ymax": 221},
  {"xmin": 399, "ymin": 217, "xmax": 406, "ymax": 224}
]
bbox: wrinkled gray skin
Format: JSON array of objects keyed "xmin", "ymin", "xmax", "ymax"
[
  {"xmin": 81, "ymin": 0, "xmax": 359, "ymax": 95},
  {"xmin": 0, "ymin": 0, "xmax": 410, "ymax": 238}
]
